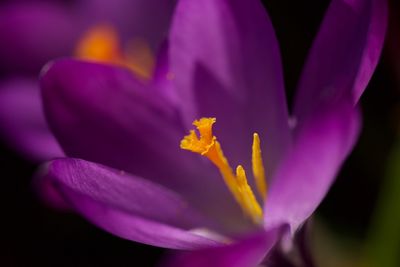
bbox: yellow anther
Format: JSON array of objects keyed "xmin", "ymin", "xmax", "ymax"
[
  {"xmin": 252, "ymin": 133, "xmax": 267, "ymax": 200},
  {"xmin": 236, "ymin": 165, "xmax": 263, "ymax": 224},
  {"xmin": 180, "ymin": 118, "xmax": 264, "ymax": 224},
  {"xmin": 75, "ymin": 24, "xmax": 154, "ymax": 79}
]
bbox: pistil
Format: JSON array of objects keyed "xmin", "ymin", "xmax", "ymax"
[{"xmin": 180, "ymin": 118, "xmax": 267, "ymax": 224}]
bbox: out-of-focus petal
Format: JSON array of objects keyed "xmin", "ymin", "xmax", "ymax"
[
  {"xmin": 41, "ymin": 59, "xmax": 249, "ymax": 233},
  {"xmin": 78, "ymin": 0, "xmax": 176, "ymax": 51},
  {"xmin": 152, "ymin": 42, "xmax": 180, "ymax": 106},
  {"xmin": 294, "ymin": 0, "xmax": 387, "ymax": 122},
  {"xmin": 161, "ymin": 227, "xmax": 284, "ymax": 267},
  {"xmin": 35, "ymin": 168, "xmax": 71, "ymax": 211},
  {"xmin": 39, "ymin": 158, "xmax": 220, "ymax": 249},
  {"xmin": 169, "ymin": 0, "xmax": 291, "ymax": 173},
  {"xmin": 264, "ymin": 98, "xmax": 361, "ymax": 232},
  {"xmin": 0, "ymin": 78, "xmax": 63, "ymax": 161},
  {"xmin": 0, "ymin": 2, "xmax": 79, "ymax": 74},
  {"xmin": 41, "ymin": 59, "xmax": 183, "ymax": 180}
]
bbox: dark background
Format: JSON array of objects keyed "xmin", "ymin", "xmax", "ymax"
[{"xmin": 1, "ymin": 0, "xmax": 399, "ymax": 266}]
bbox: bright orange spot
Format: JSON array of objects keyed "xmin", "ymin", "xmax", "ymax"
[{"xmin": 75, "ymin": 24, "xmax": 154, "ymax": 79}]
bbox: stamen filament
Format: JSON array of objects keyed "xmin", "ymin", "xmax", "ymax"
[
  {"xmin": 204, "ymin": 141, "xmax": 243, "ymax": 209},
  {"xmin": 252, "ymin": 133, "xmax": 267, "ymax": 200}
]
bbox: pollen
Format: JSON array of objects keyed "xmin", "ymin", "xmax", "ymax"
[
  {"xmin": 74, "ymin": 24, "xmax": 154, "ymax": 79},
  {"xmin": 180, "ymin": 118, "xmax": 267, "ymax": 224}
]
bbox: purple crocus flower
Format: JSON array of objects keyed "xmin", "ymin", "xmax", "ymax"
[
  {"xmin": 0, "ymin": 0, "xmax": 175, "ymax": 161},
  {"xmin": 38, "ymin": 0, "xmax": 387, "ymax": 265}
]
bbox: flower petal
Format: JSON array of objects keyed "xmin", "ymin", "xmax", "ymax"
[
  {"xmin": 169, "ymin": 0, "xmax": 291, "ymax": 172},
  {"xmin": 294, "ymin": 0, "xmax": 387, "ymax": 121},
  {"xmin": 41, "ymin": 59, "xmax": 184, "ymax": 180},
  {"xmin": 41, "ymin": 59, "xmax": 249, "ymax": 233},
  {"xmin": 152, "ymin": 42, "xmax": 180, "ymax": 106},
  {"xmin": 161, "ymin": 227, "xmax": 284, "ymax": 267},
  {"xmin": 0, "ymin": 2, "xmax": 79, "ymax": 74},
  {"xmin": 0, "ymin": 78, "xmax": 63, "ymax": 161},
  {"xmin": 264, "ymin": 98, "xmax": 361, "ymax": 232},
  {"xmin": 39, "ymin": 158, "xmax": 219, "ymax": 249}
]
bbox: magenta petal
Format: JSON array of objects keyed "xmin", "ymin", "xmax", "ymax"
[
  {"xmin": 169, "ymin": 0, "xmax": 291, "ymax": 172},
  {"xmin": 294, "ymin": 0, "xmax": 388, "ymax": 121},
  {"xmin": 0, "ymin": 2, "xmax": 79, "ymax": 74},
  {"xmin": 35, "ymin": 169, "xmax": 71, "ymax": 211},
  {"xmin": 0, "ymin": 78, "xmax": 63, "ymax": 161},
  {"xmin": 41, "ymin": 59, "xmax": 185, "ymax": 181},
  {"xmin": 40, "ymin": 59, "xmax": 248, "ymax": 232},
  {"xmin": 40, "ymin": 158, "xmax": 219, "ymax": 249},
  {"xmin": 264, "ymin": 99, "xmax": 361, "ymax": 232},
  {"xmin": 161, "ymin": 228, "xmax": 284, "ymax": 267},
  {"xmin": 152, "ymin": 43, "xmax": 180, "ymax": 106}
]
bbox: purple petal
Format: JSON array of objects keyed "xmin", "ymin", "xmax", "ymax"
[
  {"xmin": 34, "ymin": 168, "xmax": 71, "ymax": 211},
  {"xmin": 0, "ymin": 2, "xmax": 79, "ymax": 74},
  {"xmin": 39, "ymin": 158, "xmax": 219, "ymax": 249},
  {"xmin": 161, "ymin": 228, "xmax": 284, "ymax": 267},
  {"xmin": 41, "ymin": 59, "xmax": 183, "ymax": 180},
  {"xmin": 294, "ymin": 0, "xmax": 388, "ymax": 121},
  {"xmin": 264, "ymin": 99, "xmax": 361, "ymax": 232},
  {"xmin": 41, "ymin": 59, "xmax": 249, "ymax": 233},
  {"xmin": 0, "ymin": 78, "xmax": 63, "ymax": 161},
  {"xmin": 152, "ymin": 42, "xmax": 180, "ymax": 106},
  {"xmin": 169, "ymin": 0, "xmax": 291, "ymax": 173}
]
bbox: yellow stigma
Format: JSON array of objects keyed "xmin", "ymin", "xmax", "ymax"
[
  {"xmin": 180, "ymin": 118, "xmax": 267, "ymax": 224},
  {"xmin": 74, "ymin": 24, "xmax": 154, "ymax": 79}
]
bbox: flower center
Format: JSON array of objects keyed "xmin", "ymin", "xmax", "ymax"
[
  {"xmin": 74, "ymin": 24, "xmax": 154, "ymax": 79},
  {"xmin": 180, "ymin": 118, "xmax": 267, "ymax": 224}
]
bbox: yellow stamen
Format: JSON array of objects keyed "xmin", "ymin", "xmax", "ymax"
[
  {"xmin": 74, "ymin": 24, "xmax": 154, "ymax": 79},
  {"xmin": 180, "ymin": 119, "xmax": 240, "ymax": 202},
  {"xmin": 236, "ymin": 165, "xmax": 263, "ymax": 224},
  {"xmin": 180, "ymin": 118, "xmax": 265, "ymax": 224},
  {"xmin": 252, "ymin": 133, "xmax": 267, "ymax": 200}
]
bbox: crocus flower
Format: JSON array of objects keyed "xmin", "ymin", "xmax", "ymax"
[
  {"xmin": 0, "ymin": 0, "xmax": 175, "ymax": 161},
  {"xmin": 38, "ymin": 0, "xmax": 387, "ymax": 265}
]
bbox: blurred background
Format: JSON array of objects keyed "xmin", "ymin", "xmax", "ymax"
[{"xmin": 0, "ymin": 0, "xmax": 399, "ymax": 266}]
